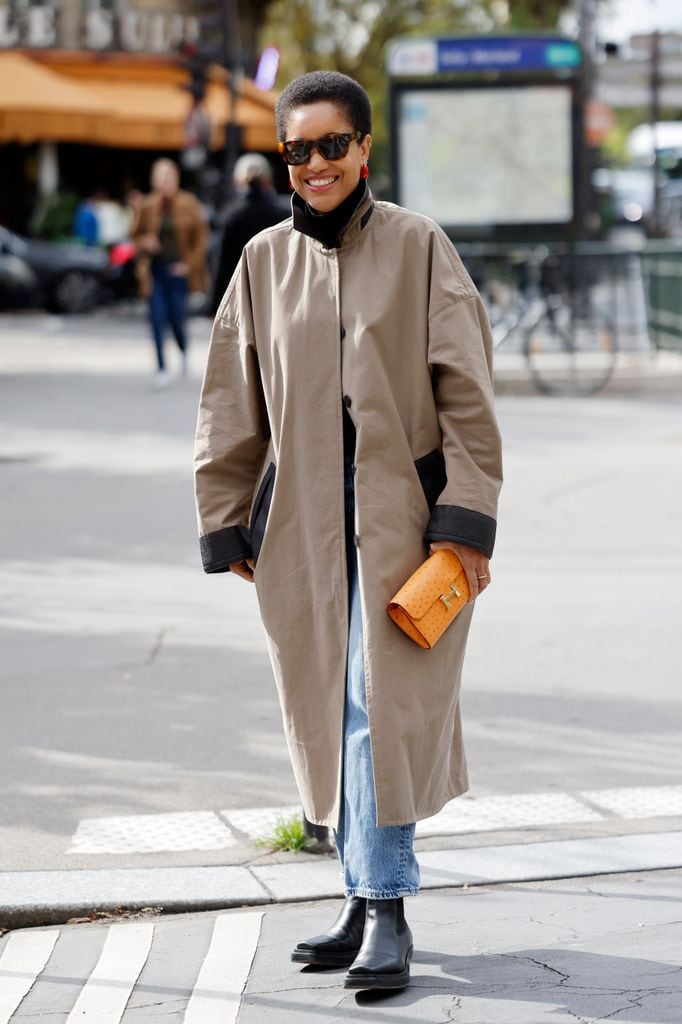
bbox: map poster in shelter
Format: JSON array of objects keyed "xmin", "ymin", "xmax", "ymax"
[{"xmin": 397, "ymin": 84, "xmax": 574, "ymax": 228}]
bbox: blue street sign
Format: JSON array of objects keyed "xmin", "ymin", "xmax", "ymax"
[
  {"xmin": 437, "ymin": 36, "xmax": 581, "ymax": 73},
  {"xmin": 387, "ymin": 36, "xmax": 581, "ymax": 77}
]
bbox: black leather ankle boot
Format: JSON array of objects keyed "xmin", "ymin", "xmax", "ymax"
[
  {"xmin": 291, "ymin": 896, "xmax": 367, "ymax": 967},
  {"xmin": 344, "ymin": 897, "xmax": 413, "ymax": 989}
]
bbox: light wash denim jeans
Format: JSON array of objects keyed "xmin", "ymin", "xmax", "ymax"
[{"xmin": 333, "ymin": 456, "xmax": 421, "ymax": 899}]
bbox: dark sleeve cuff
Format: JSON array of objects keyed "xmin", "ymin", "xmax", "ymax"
[
  {"xmin": 424, "ymin": 505, "xmax": 497, "ymax": 559},
  {"xmin": 199, "ymin": 525, "xmax": 252, "ymax": 573}
]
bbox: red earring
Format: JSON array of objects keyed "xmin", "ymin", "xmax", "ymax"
[{"xmin": 360, "ymin": 164, "xmax": 369, "ymax": 179}]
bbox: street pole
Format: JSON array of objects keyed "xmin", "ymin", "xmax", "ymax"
[
  {"xmin": 577, "ymin": 0, "xmax": 598, "ymax": 240},
  {"xmin": 221, "ymin": 0, "xmax": 242, "ymax": 206},
  {"xmin": 650, "ymin": 29, "xmax": 662, "ymax": 236}
]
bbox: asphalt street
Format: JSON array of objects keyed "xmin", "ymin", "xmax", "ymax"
[
  {"xmin": 3, "ymin": 870, "xmax": 682, "ymax": 1023},
  {"xmin": 1, "ymin": 311, "xmax": 681, "ymax": 876}
]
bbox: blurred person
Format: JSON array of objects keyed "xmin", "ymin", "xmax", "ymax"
[
  {"xmin": 74, "ymin": 189, "xmax": 130, "ymax": 247},
  {"xmin": 210, "ymin": 153, "xmax": 290, "ymax": 314},
  {"xmin": 123, "ymin": 188, "xmax": 144, "ymax": 235},
  {"xmin": 73, "ymin": 192, "xmax": 100, "ymax": 246},
  {"xmin": 132, "ymin": 159, "xmax": 207, "ymax": 389},
  {"xmin": 194, "ymin": 72, "xmax": 502, "ymax": 990},
  {"xmin": 93, "ymin": 193, "xmax": 133, "ymax": 246}
]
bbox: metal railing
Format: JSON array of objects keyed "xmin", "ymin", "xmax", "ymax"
[
  {"xmin": 640, "ymin": 242, "xmax": 682, "ymax": 353},
  {"xmin": 458, "ymin": 240, "xmax": 653, "ymax": 395}
]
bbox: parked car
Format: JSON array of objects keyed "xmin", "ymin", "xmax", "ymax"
[
  {"xmin": 0, "ymin": 226, "xmax": 114, "ymax": 313},
  {"xmin": 610, "ymin": 168, "xmax": 655, "ymax": 229},
  {"xmin": 0, "ymin": 250, "xmax": 40, "ymax": 310}
]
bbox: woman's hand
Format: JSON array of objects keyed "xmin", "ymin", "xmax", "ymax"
[
  {"xmin": 229, "ymin": 558, "xmax": 255, "ymax": 583},
  {"xmin": 429, "ymin": 541, "xmax": 491, "ymax": 602},
  {"xmin": 139, "ymin": 233, "xmax": 161, "ymax": 255},
  {"xmin": 170, "ymin": 261, "xmax": 189, "ymax": 276}
]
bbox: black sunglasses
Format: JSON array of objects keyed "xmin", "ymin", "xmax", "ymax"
[{"xmin": 277, "ymin": 130, "xmax": 363, "ymax": 166}]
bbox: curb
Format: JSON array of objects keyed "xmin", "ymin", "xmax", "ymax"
[
  {"xmin": 0, "ymin": 865, "xmax": 269, "ymax": 930},
  {"xmin": 3, "ymin": 829, "xmax": 682, "ymax": 930},
  {"xmin": 492, "ymin": 349, "xmax": 682, "ymax": 389}
]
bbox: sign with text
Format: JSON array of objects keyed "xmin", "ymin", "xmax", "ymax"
[
  {"xmin": 388, "ymin": 36, "xmax": 582, "ymax": 237},
  {"xmin": 388, "ymin": 36, "xmax": 581, "ymax": 77},
  {"xmin": 0, "ymin": 3, "xmax": 198, "ymax": 53}
]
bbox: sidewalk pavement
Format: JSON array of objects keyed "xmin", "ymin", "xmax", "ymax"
[
  {"xmin": 2, "ymin": 317, "xmax": 681, "ymax": 1020},
  {"xmin": 2, "ymin": 864, "xmax": 681, "ymax": 1023},
  {"xmin": 2, "ymin": 309, "xmax": 682, "ymax": 395},
  {"xmin": 3, "ymin": 813, "xmax": 682, "ymax": 928}
]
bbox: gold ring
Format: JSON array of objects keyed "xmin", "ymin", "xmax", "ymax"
[{"xmin": 477, "ymin": 574, "xmax": 488, "ymax": 580}]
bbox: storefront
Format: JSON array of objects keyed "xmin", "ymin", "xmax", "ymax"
[{"xmin": 0, "ymin": 2, "xmax": 279, "ymax": 232}]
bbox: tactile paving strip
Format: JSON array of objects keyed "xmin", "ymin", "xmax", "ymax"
[
  {"xmin": 221, "ymin": 806, "xmax": 302, "ymax": 841},
  {"xmin": 416, "ymin": 791, "xmax": 604, "ymax": 837},
  {"xmin": 68, "ymin": 811, "xmax": 237, "ymax": 854},
  {"xmin": 583, "ymin": 785, "xmax": 682, "ymax": 820},
  {"xmin": 67, "ymin": 785, "xmax": 682, "ymax": 856}
]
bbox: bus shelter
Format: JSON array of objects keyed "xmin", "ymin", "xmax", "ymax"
[{"xmin": 387, "ymin": 35, "xmax": 584, "ymax": 242}]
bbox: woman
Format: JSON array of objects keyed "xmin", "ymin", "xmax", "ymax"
[
  {"xmin": 133, "ymin": 159, "xmax": 207, "ymax": 389},
  {"xmin": 194, "ymin": 72, "xmax": 502, "ymax": 990}
]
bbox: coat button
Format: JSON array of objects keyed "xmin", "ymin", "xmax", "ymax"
[
  {"xmin": 340, "ymin": 325, "xmax": 346, "ymax": 339},
  {"xmin": 343, "ymin": 395, "xmax": 352, "ymax": 408}
]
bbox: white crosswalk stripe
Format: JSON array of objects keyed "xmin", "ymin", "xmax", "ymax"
[
  {"xmin": 64, "ymin": 921, "xmax": 154, "ymax": 1023},
  {"xmin": 183, "ymin": 912, "xmax": 263, "ymax": 1024},
  {"xmin": 0, "ymin": 930, "xmax": 59, "ymax": 1024},
  {"xmin": 0, "ymin": 911, "xmax": 264, "ymax": 1023}
]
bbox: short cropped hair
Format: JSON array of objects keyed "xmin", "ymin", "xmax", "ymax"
[
  {"xmin": 275, "ymin": 71, "xmax": 372, "ymax": 142},
  {"xmin": 234, "ymin": 153, "xmax": 272, "ymax": 185}
]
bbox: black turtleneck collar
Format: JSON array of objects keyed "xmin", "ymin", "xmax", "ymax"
[{"xmin": 291, "ymin": 179, "xmax": 368, "ymax": 249}]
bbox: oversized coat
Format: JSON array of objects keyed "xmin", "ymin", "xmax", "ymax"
[{"xmin": 194, "ymin": 188, "xmax": 503, "ymax": 827}]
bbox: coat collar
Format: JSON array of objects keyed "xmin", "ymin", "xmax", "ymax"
[{"xmin": 291, "ymin": 182, "xmax": 374, "ymax": 252}]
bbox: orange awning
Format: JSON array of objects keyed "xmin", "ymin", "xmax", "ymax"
[
  {"xmin": 0, "ymin": 50, "xmax": 278, "ymax": 152},
  {"xmin": 0, "ymin": 52, "xmax": 107, "ymax": 143}
]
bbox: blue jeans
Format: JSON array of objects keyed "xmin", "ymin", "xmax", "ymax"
[
  {"xmin": 149, "ymin": 261, "xmax": 188, "ymax": 371},
  {"xmin": 333, "ymin": 457, "xmax": 420, "ymax": 899}
]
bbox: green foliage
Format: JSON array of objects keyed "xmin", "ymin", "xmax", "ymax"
[
  {"xmin": 259, "ymin": 0, "xmax": 573, "ymax": 175},
  {"xmin": 255, "ymin": 814, "xmax": 315, "ymax": 852},
  {"xmin": 505, "ymin": 0, "xmax": 570, "ymax": 29},
  {"xmin": 600, "ymin": 108, "xmax": 648, "ymax": 167},
  {"xmin": 33, "ymin": 192, "xmax": 79, "ymax": 242},
  {"xmin": 601, "ymin": 107, "xmax": 682, "ymax": 167}
]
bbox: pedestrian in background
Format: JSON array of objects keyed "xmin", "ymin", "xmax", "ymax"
[
  {"xmin": 210, "ymin": 153, "xmax": 289, "ymax": 315},
  {"xmin": 194, "ymin": 72, "xmax": 502, "ymax": 991},
  {"xmin": 132, "ymin": 159, "xmax": 207, "ymax": 389}
]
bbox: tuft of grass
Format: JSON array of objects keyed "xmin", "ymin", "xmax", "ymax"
[{"xmin": 255, "ymin": 814, "xmax": 315, "ymax": 853}]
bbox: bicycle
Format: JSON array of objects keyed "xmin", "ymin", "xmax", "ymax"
[{"xmin": 464, "ymin": 244, "xmax": 618, "ymax": 396}]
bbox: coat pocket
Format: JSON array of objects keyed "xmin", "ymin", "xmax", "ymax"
[
  {"xmin": 414, "ymin": 448, "xmax": 446, "ymax": 511},
  {"xmin": 250, "ymin": 461, "xmax": 276, "ymax": 564}
]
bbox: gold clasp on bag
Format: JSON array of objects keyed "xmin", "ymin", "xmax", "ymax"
[{"xmin": 439, "ymin": 582, "xmax": 462, "ymax": 609}]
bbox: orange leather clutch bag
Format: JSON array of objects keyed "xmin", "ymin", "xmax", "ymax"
[{"xmin": 387, "ymin": 549, "xmax": 470, "ymax": 649}]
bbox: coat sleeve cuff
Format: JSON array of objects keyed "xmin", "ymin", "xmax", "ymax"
[
  {"xmin": 199, "ymin": 525, "xmax": 252, "ymax": 573},
  {"xmin": 424, "ymin": 505, "xmax": 497, "ymax": 559}
]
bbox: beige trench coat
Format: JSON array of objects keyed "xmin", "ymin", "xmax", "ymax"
[{"xmin": 194, "ymin": 189, "xmax": 503, "ymax": 827}]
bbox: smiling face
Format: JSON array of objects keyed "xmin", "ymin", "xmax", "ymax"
[{"xmin": 284, "ymin": 101, "xmax": 371, "ymax": 213}]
